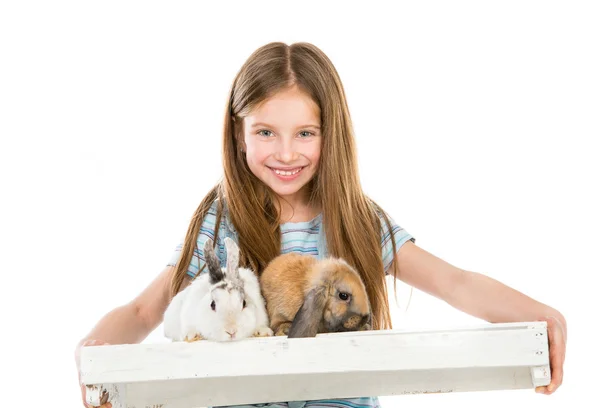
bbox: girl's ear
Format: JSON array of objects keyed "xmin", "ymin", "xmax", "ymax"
[
  {"xmin": 232, "ymin": 117, "xmax": 246, "ymax": 153},
  {"xmin": 287, "ymin": 287, "xmax": 328, "ymax": 338}
]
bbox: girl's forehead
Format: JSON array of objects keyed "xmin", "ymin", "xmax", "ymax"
[{"xmin": 244, "ymin": 88, "xmax": 321, "ymax": 127}]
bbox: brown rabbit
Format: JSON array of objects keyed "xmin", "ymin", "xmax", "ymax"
[{"xmin": 259, "ymin": 252, "xmax": 372, "ymax": 338}]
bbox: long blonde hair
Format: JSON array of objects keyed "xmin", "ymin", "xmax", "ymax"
[{"xmin": 170, "ymin": 42, "xmax": 401, "ymax": 330}]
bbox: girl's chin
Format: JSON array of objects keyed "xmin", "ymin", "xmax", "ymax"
[
  {"xmin": 269, "ymin": 185, "xmax": 305, "ymax": 198},
  {"xmin": 266, "ymin": 180, "xmax": 311, "ymax": 199}
]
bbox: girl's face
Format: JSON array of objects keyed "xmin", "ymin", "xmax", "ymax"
[{"xmin": 242, "ymin": 86, "xmax": 322, "ymax": 205}]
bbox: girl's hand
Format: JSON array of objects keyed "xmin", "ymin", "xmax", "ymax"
[
  {"xmin": 76, "ymin": 339, "xmax": 112, "ymax": 408},
  {"xmin": 536, "ymin": 316, "xmax": 567, "ymax": 395}
]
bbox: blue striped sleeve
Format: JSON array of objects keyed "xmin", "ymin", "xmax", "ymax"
[
  {"xmin": 167, "ymin": 201, "xmax": 227, "ymax": 279},
  {"xmin": 378, "ymin": 210, "xmax": 415, "ymax": 274}
]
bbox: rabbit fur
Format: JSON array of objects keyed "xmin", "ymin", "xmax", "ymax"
[
  {"xmin": 164, "ymin": 237, "xmax": 273, "ymax": 342},
  {"xmin": 260, "ymin": 252, "xmax": 372, "ymax": 338}
]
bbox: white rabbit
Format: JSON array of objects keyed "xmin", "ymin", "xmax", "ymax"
[
  {"xmin": 163, "ymin": 275, "xmax": 207, "ymax": 341},
  {"xmin": 164, "ymin": 236, "xmax": 273, "ymax": 342}
]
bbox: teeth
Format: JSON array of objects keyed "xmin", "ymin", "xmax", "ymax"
[{"xmin": 274, "ymin": 168, "xmax": 302, "ymax": 176}]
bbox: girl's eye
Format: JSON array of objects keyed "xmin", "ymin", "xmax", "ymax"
[
  {"xmin": 258, "ymin": 130, "xmax": 273, "ymax": 137},
  {"xmin": 299, "ymin": 131, "xmax": 313, "ymax": 138}
]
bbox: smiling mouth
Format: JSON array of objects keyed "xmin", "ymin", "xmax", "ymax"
[{"xmin": 268, "ymin": 166, "xmax": 306, "ymax": 176}]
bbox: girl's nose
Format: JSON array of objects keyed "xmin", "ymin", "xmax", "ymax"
[{"xmin": 275, "ymin": 138, "xmax": 298, "ymax": 163}]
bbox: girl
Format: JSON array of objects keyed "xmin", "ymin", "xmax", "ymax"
[{"xmin": 75, "ymin": 42, "xmax": 567, "ymax": 408}]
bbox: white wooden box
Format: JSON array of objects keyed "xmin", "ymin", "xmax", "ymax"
[{"xmin": 80, "ymin": 321, "xmax": 551, "ymax": 408}]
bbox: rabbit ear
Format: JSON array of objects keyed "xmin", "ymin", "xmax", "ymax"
[
  {"xmin": 224, "ymin": 237, "xmax": 240, "ymax": 279},
  {"xmin": 287, "ymin": 287, "xmax": 328, "ymax": 338},
  {"xmin": 203, "ymin": 238, "xmax": 224, "ymax": 284}
]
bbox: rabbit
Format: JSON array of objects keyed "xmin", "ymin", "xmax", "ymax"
[
  {"xmin": 163, "ymin": 236, "xmax": 273, "ymax": 342},
  {"xmin": 259, "ymin": 252, "xmax": 372, "ymax": 338}
]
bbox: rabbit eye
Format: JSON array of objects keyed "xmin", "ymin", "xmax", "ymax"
[
  {"xmin": 338, "ymin": 292, "xmax": 350, "ymax": 301},
  {"xmin": 211, "ymin": 300, "xmax": 216, "ymax": 311},
  {"xmin": 242, "ymin": 299, "xmax": 247, "ymax": 309}
]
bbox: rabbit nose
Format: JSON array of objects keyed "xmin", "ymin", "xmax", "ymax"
[{"xmin": 226, "ymin": 330, "xmax": 237, "ymax": 338}]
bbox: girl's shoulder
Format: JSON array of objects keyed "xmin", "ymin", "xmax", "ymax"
[
  {"xmin": 166, "ymin": 197, "xmax": 237, "ymax": 278},
  {"xmin": 208, "ymin": 197, "xmax": 238, "ymax": 238},
  {"xmin": 372, "ymin": 205, "xmax": 415, "ymax": 272}
]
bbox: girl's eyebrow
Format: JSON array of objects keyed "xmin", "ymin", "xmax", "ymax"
[{"xmin": 250, "ymin": 122, "xmax": 321, "ymax": 130}]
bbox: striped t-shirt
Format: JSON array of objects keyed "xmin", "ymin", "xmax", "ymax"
[{"xmin": 167, "ymin": 199, "xmax": 415, "ymax": 408}]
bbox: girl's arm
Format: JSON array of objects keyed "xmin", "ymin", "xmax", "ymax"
[
  {"xmin": 394, "ymin": 241, "xmax": 567, "ymax": 395},
  {"xmin": 76, "ymin": 265, "xmax": 176, "ymax": 347}
]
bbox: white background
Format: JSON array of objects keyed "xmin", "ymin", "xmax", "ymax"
[{"xmin": 1, "ymin": 1, "xmax": 598, "ymax": 407}]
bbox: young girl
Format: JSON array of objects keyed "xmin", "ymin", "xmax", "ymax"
[{"xmin": 75, "ymin": 41, "xmax": 567, "ymax": 408}]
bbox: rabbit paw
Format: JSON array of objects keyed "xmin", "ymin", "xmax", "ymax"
[
  {"xmin": 253, "ymin": 326, "xmax": 274, "ymax": 337},
  {"xmin": 275, "ymin": 322, "xmax": 291, "ymax": 336},
  {"xmin": 184, "ymin": 333, "xmax": 204, "ymax": 342}
]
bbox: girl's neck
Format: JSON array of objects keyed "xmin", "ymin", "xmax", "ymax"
[
  {"xmin": 276, "ymin": 190, "xmax": 321, "ymax": 224},
  {"xmin": 279, "ymin": 204, "xmax": 321, "ymax": 224}
]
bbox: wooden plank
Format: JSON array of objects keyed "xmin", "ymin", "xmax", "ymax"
[{"xmin": 80, "ymin": 321, "xmax": 550, "ymax": 407}]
